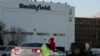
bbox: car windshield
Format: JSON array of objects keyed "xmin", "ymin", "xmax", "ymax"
[
  {"xmin": 19, "ymin": 43, "xmax": 43, "ymax": 47},
  {"xmin": 0, "ymin": 46, "xmax": 6, "ymax": 50}
]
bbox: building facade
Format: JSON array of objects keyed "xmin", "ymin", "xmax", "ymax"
[
  {"xmin": 0, "ymin": 0, "xmax": 75, "ymax": 50},
  {"xmin": 75, "ymin": 17, "xmax": 100, "ymax": 48}
]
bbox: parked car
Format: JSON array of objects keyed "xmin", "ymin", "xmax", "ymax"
[
  {"xmin": 0, "ymin": 46, "xmax": 15, "ymax": 56},
  {"xmin": 91, "ymin": 48, "xmax": 100, "ymax": 56},
  {"xmin": 0, "ymin": 46, "xmax": 6, "ymax": 51},
  {"xmin": 0, "ymin": 46, "xmax": 7, "ymax": 56}
]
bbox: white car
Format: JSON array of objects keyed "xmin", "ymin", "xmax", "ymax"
[
  {"xmin": 11, "ymin": 42, "xmax": 62, "ymax": 56},
  {"xmin": 91, "ymin": 48, "xmax": 100, "ymax": 56},
  {"xmin": 11, "ymin": 43, "xmax": 46, "ymax": 56}
]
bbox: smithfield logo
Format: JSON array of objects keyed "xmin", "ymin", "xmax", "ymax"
[{"xmin": 19, "ymin": 3, "xmax": 51, "ymax": 11}]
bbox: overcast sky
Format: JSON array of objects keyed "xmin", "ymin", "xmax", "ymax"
[{"xmin": 37, "ymin": 0, "xmax": 100, "ymax": 17}]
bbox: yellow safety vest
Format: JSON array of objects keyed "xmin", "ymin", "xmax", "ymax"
[{"xmin": 41, "ymin": 44, "xmax": 50, "ymax": 56}]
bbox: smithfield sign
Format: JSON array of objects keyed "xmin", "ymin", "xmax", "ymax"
[{"xmin": 19, "ymin": 3, "xmax": 51, "ymax": 11}]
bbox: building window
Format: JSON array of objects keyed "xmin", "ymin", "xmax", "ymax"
[
  {"xmin": 21, "ymin": 32, "xmax": 34, "ymax": 35},
  {"xmin": 69, "ymin": 17, "xmax": 72, "ymax": 22},
  {"xmin": 53, "ymin": 33, "xmax": 65, "ymax": 36},
  {"xmin": 69, "ymin": 9, "xmax": 72, "ymax": 15},
  {"xmin": 37, "ymin": 32, "xmax": 50, "ymax": 36}
]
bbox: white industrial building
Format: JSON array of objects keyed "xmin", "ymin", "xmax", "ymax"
[{"xmin": 0, "ymin": 0, "xmax": 75, "ymax": 51}]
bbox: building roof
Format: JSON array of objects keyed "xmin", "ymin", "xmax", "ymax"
[{"xmin": 75, "ymin": 17, "xmax": 100, "ymax": 19}]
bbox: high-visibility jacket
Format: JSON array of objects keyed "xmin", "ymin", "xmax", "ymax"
[{"xmin": 41, "ymin": 44, "xmax": 50, "ymax": 56}]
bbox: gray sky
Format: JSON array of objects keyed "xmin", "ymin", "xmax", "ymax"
[{"xmin": 38, "ymin": 0, "xmax": 100, "ymax": 17}]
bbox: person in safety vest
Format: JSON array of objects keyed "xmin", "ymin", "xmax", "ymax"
[
  {"xmin": 48, "ymin": 37, "xmax": 56, "ymax": 52},
  {"xmin": 41, "ymin": 44, "xmax": 50, "ymax": 56}
]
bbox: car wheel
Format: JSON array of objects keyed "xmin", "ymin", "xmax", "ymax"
[{"xmin": 2, "ymin": 54, "xmax": 7, "ymax": 56}]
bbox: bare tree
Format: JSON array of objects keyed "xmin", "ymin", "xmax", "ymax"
[
  {"xmin": 8, "ymin": 26, "xmax": 27, "ymax": 45},
  {"xmin": 0, "ymin": 21, "xmax": 6, "ymax": 30},
  {"xmin": 15, "ymin": 27, "xmax": 27, "ymax": 45},
  {"xmin": 0, "ymin": 21, "xmax": 6, "ymax": 45}
]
